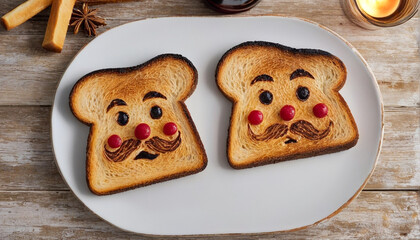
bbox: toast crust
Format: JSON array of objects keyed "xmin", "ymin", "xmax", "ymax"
[
  {"xmin": 70, "ymin": 54, "xmax": 207, "ymax": 195},
  {"xmin": 216, "ymin": 41, "xmax": 358, "ymax": 169}
]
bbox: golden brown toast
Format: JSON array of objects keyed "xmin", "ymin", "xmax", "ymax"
[
  {"xmin": 216, "ymin": 41, "xmax": 358, "ymax": 169},
  {"xmin": 70, "ymin": 54, "xmax": 207, "ymax": 195}
]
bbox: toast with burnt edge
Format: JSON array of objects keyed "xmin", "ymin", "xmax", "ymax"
[
  {"xmin": 216, "ymin": 41, "xmax": 358, "ymax": 169},
  {"xmin": 70, "ymin": 54, "xmax": 207, "ymax": 195}
]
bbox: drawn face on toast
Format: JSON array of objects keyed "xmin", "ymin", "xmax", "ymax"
[
  {"xmin": 216, "ymin": 42, "xmax": 358, "ymax": 169},
  {"xmin": 70, "ymin": 55, "xmax": 207, "ymax": 194}
]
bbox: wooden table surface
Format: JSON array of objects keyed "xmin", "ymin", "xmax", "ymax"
[{"xmin": 0, "ymin": 0, "xmax": 419, "ymax": 239}]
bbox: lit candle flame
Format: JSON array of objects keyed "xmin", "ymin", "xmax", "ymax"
[{"xmin": 357, "ymin": 0, "xmax": 400, "ymax": 18}]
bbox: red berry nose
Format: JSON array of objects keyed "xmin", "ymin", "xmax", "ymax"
[
  {"xmin": 163, "ymin": 122, "xmax": 178, "ymax": 135},
  {"xmin": 248, "ymin": 110, "xmax": 263, "ymax": 125},
  {"xmin": 313, "ymin": 103, "xmax": 328, "ymax": 118},
  {"xmin": 280, "ymin": 105, "xmax": 295, "ymax": 121},
  {"xmin": 135, "ymin": 123, "xmax": 151, "ymax": 140},
  {"xmin": 108, "ymin": 134, "xmax": 122, "ymax": 148}
]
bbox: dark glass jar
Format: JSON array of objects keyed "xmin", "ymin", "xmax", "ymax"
[{"xmin": 205, "ymin": 0, "xmax": 262, "ymax": 13}]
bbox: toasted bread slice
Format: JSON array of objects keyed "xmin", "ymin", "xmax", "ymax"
[
  {"xmin": 70, "ymin": 54, "xmax": 207, "ymax": 195},
  {"xmin": 216, "ymin": 41, "xmax": 358, "ymax": 169}
]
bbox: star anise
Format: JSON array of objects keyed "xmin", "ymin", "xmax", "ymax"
[{"xmin": 70, "ymin": 3, "xmax": 106, "ymax": 37}]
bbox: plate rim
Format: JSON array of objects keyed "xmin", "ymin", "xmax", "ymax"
[{"xmin": 50, "ymin": 15, "xmax": 384, "ymax": 236}]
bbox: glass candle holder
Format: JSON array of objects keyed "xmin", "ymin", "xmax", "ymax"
[{"xmin": 341, "ymin": 0, "xmax": 419, "ymax": 29}]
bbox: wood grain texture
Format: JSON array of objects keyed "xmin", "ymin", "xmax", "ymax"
[
  {"xmin": 0, "ymin": 191, "xmax": 418, "ymax": 239},
  {"xmin": 0, "ymin": 106, "xmax": 418, "ymax": 191}
]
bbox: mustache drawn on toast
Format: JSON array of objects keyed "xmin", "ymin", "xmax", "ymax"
[
  {"xmin": 145, "ymin": 131, "xmax": 182, "ymax": 153},
  {"xmin": 248, "ymin": 124, "xmax": 288, "ymax": 141},
  {"xmin": 290, "ymin": 120, "xmax": 333, "ymax": 140},
  {"xmin": 104, "ymin": 139, "xmax": 141, "ymax": 162},
  {"xmin": 104, "ymin": 131, "xmax": 181, "ymax": 162},
  {"xmin": 248, "ymin": 120, "xmax": 333, "ymax": 142}
]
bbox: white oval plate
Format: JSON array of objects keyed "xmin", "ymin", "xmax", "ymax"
[{"xmin": 51, "ymin": 16, "xmax": 383, "ymax": 235}]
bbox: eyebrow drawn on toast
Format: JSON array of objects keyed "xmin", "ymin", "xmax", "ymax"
[
  {"xmin": 143, "ymin": 91, "xmax": 167, "ymax": 101},
  {"xmin": 251, "ymin": 74, "xmax": 274, "ymax": 85},
  {"xmin": 106, "ymin": 99, "xmax": 127, "ymax": 112},
  {"xmin": 290, "ymin": 69, "xmax": 314, "ymax": 80}
]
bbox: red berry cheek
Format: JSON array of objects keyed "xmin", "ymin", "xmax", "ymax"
[
  {"xmin": 163, "ymin": 122, "xmax": 178, "ymax": 135},
  {"xmin": 248, "ymin": 110, "xmax": 263, "ymax": 125},
  {"xmin": 313, "ymin": 103, "xmax": 328, "ymax": 118},
  {"xmin": 108, "ymin": 134, "xmax": 122, "ymax": 148}
]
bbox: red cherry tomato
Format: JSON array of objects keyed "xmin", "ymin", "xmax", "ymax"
[
  {"xmin": 248, "ymin": 110, "xmax": 263, "ymax": 125},
  {"xmin": 163, "ymin": 122, "xmax": 178, "ymax": 135},
  {"xmin": 313, "ymin": 103, "xmax": 328, "ymax": 118},
  {"xmin": 280, "ymin": 105, "xmax": 295, "ymax": 121},
  {"xmin": 135, "ymin": 123, "xmax": 151, "ymax": 140},
  {"xmin": 108, "ymin": 134, "xmax": 122, "ymax": 148}
]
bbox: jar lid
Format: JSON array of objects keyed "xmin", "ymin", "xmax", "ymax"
[{"xmin": 205, "ymin": 0, "xmax": 261, "ymax": 13}]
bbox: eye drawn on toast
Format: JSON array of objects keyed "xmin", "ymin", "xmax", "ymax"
[
  {"xmin": 69, "ymin": 54, "xmax": 207, "ymax": 195},
  {"xmin": 216, "ymin": 41, "xmax": 359, "ymax": 169}
]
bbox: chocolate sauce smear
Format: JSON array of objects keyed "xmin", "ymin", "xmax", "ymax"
[
  {"xmin": 290, "ymin": 120, "xmax": 333, "ymax": 140},
  {"xmin": 248, "ymin": 124, "xmax": 288, "ymax": 141},
  {"xmin": 104, "ymin": 139, "xmax": 141, "ymax": 162},
  {"xmin": 290, "ymin": 69, "xmax": 314, "ymax": 81},
  {"xmin": 284, "ymin": 137, "xmax": 297, "ymax": 144},
  {"xmin": 135, "ymin": 151, "xmax": 159, "ymax": 160},
  {"xmin": 145, "ymin": 132, "xmax": 181, "ymax": 153},
  {"xmin": 106, "ymin": 99, "xmax": 127, "ymax": 112},
  {"xmin": 248, "ymin": 120, "xmax": 333, "ymax": 142}
]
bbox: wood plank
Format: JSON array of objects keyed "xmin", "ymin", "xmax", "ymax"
[
  {"xmin": 0, "ymin": 190, "xmax": 418, "ymax": 239},
  {"xmin": 366, "ymin": 107, "xmax": 420, "ymax": 190},
  {"xmin": 0, "ymin": 0, "xmax": 215, "ymax": 32},
  {"xmin": 0, "ymin": 1, "xmax": 418, "ymax": 106},
  {"xmin": 0, "ymin": 107, "xmax": 67, "ymax": 190},
  {"xmin": 0, "ymin": 106, "xmax": 418, "ymax": 191},
  {"xmin": 0, "ymin": 35, "xmax": 89, "ymax": 106}
]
